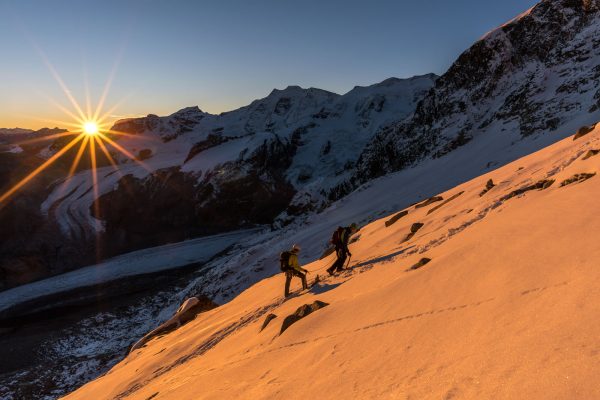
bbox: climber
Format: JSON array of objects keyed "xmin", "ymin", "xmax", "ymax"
[
  {"xmin": 326, "ymin": 223, "xmax": 358, "ymax": 275},
  {"xmin": 281, "ymin": 244, "xmax": 308, "ymax": 297}
]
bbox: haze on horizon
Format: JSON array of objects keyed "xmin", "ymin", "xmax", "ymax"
[{"xmin": 0, "ymin": 0, "xmax": 538, "ymax": 130}]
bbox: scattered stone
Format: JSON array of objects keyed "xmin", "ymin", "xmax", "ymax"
[
  {"xmin": 410, "ymin": 222, "xmax": 424, "ymax": 233},
  {"xmin": 573, "ymin": 124, "xmax": 596, "ymax": 140},
  {"xmin": 137, "ymin": 148, "xmax": 153, "ymax": 161},
  {"xmin": 500, "ymin": 179, "xmax": 555, "ymax": 201},
  {"xmin": 280, "ymin": 301, "xmax": 329, "ymax": 335},
  {"xmin": 582, "ymin": 149, "xmax": 600, "ymax": 160},
  {"xmin": 559, "ymin": 173, "xmax": 596, "ymax": 187},
  {"xmin": 385, "ymin": 210, "xmax": 408, "ymax": 227},
  {"xmin": 427, "ymin": 191, "xmax": 464, "ymax": 214},
  {"xmin": 415, "ymin": 196, "xmax": 444, "ymax": 209},
  {"xmin": 403, "ymin": 223, "xmax": 424, "ymax": 243},
  {"xmin": 407, "ymin": 258, "xmax": 431, "ymax": 271},
  {"xmin": 260, "ymin": 314, "xmax": 277, "ymax": 332},
  {"xmin": 479, "ymin": 179, "xmax": 496, "ymax": 197}
]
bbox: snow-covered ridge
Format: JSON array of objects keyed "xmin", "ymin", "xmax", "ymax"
[
  {"xmin": 41, "ymin": 74, "xmax": 437, "ymax": 251},
  {"xmin": 351, "ymin": 0, "xmax": 600, "ymax": 190},
  {"xmin": 64, "ymin": 122, "xmax": 600, "ymax": 400}
]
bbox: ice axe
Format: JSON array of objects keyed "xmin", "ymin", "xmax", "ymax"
[{"xmin": 345, "ymin": 253, "xmax": 352, "ymax": 269}]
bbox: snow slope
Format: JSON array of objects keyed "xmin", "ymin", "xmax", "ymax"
[{"xmin": 64, "ymin": 124, "xmax": 600, "ymax": 399}]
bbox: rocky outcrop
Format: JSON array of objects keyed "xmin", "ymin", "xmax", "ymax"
[
  {"xmin": 573, "ymin": 124, "xmax": 597, "ymax": 140},
  {"xmin": 407, "ymin": 258, "xmax": 431, "ymax": 271},
  {"xmin": 559, "ymin": 172, "xmax": 596, "ymax": 186},
  {"xmin": 479, "ymin": 179, "xmax": 496, "ymax": 197},
  {"xmin": 402, "ymin": 222, "xmax": 424, "ymax": 242},
  {"xmin": 280, "ymin": 301, "xmax": 329, "ymax": 335},
  {"xmin": 582, "ymin": 149, "xmax": 600, "ymax": 160},
  {"xmin": 415, "ymin": 196, "xmax": 443, "ymax": 209},
  {"xmin": 427, "ymin": 191, "xmax": 464, "ymax": 214},
  {"xmin": 129, "ymin": 296, "xmax": 216, "ymax": 353},
  {"xmin": 260, "ymin": 314, "xmax": 277, "ymax": 332},
  {"xmin": 94, "ymin": 134, "xmax": 296, "ymax": 257},
  {"xmin": 500, "ymin": 179, "xmax": 555, "ymax": 201},
  {"xmin": 385, "ymin": 210, "xmax": 408, "ymax": 227}
]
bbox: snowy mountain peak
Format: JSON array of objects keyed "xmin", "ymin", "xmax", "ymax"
[
  {"xmin": 170, "ymin": 105, "xmax": 206, "ymax": 117},
  {"xmin": 350, "ymin": 0, "xmax": 600, "ymax": 189}
]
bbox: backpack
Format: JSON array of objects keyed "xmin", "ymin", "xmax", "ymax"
[
  {"xmin": 280, "ymin": 251, "xmax": 292, "ymax": 271},
  {"xmin": 330, "ymin": 226, "xmax": 345, "ymax": 247}
]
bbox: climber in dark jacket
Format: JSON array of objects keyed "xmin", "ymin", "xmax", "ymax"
[
  {"xmin": 327, "ymin": 223, "xmax": 358, "ymax": 275},
  {"xmin": 283, "ymin": 244, "xmax": 308, "ymax": 297}
]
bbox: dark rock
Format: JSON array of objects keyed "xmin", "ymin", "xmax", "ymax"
[
  {"xmin": 184, "ymin": 134, "xmax": 230, "ymax": 163},
  {"xmin": 410, "ymin": 222, "xmax": 424, "ymax": 233},
  {"xmin": 427, "ymin": 191, "xmax": 464, "ymax": 214},
  {"xmin": 260, "ymin": 314, "xmax": 277, "ymax": 332},
  {"xmin": 500, "ymin": 179, "xmax": 555, "ymax": 201},
  {"xmin": 385, "ymin": 210, "xmax": 408, "ymax": 227},
  {"xmin": 280, "ymin": 300, "xmax": 329, "ymax": 335},
  {"xmin": 573, "ymin": 124, "xmax": 596, "ymax": 140},
  {"xmin": 137, "ymin": 149, "xmax": 153, "ymax": 161},
  {"xmin": 407, "ymin": 258, "xmax": 431, "ymax": 271},
  {"xmin": 582, "ymin": 149, "xmax": 600, "ymax": 160},
  {"xmin": 403, "ymin": 222, "xmax": 424, "ymax": 243},
  {"xmin": 274, "ymin": 97, "xmax": 292, "ymax": 115},
  {"xmin": 479, "ymin": 179, "xmax": 496, "ymax": 197},
  {"xmin": 415, "ymin": 196, "xmax": 443, "ymax": 209},
  {"xmin": 559, "ymin": 173, "xmax": 596, "ymax": 187}
]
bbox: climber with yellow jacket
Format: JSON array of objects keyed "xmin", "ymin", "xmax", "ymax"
[{"xmin": 280, "ymin": 244, "xmax": 308, "ymax": 297}]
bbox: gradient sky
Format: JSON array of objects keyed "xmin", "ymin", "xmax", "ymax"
[{"xmin": 0, "ymin": 0, "xmax": 538, "ymax": 129}]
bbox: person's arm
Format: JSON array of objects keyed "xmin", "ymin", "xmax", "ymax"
[
  {"xmin": 343, "ymin": 230, "xmax": 352, "ymax": 255},
  {"xmin": 290, "ymin": 254, "xmax": 307, "ymax": 273}
]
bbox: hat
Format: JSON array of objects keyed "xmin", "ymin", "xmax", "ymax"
[{"xmin": 291, "ymin": 244, "xmax": 301, "ymax": 253}]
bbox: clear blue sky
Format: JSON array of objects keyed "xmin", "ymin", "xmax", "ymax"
[{"xmin": 0, "ymin": 0, "xmax": 538, "ymax": 129}]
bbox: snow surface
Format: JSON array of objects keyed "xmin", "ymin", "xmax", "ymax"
[
  {"xmin": 0, "ymin": 229, "xmax": 259, "ymax": 315},
  {"xmin": 64, "ymin": 124, "xmax": 600, "ymax": 399}
]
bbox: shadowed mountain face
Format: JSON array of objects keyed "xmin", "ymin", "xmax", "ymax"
[
  {"xmin": 80, "ymin": 76, "xmax": 437, "ymax": 259},
  {"xmin": 348, "ymin": 0, "xmax": 600, "ymax": 190}
]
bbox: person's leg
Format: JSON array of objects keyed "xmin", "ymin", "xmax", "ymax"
[
  {"xmin": 335, "ymin": 251, "xmax": 347, "ymax": 271},
  {"xmin": 299, "ymin": 272, "xmax": 308, "ymax": 290},
  {"xmin": 284, "ymin": 271, "xmax": 292, "ymax": 297},
  {"xmin": 327, "ymin": 248, "xmax": 343, "ymax": 274},
  {"xmin": 292, "ymin": 270, "xmax": 307, "ymax": 290}
]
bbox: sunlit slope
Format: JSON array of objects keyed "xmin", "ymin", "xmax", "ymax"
[{"xmin": 65, "ymin": 124, "xmax": 600, "ymax": 399}]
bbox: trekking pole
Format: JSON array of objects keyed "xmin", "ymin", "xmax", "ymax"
[{"xmin": 345, "ymin": 254, "xmax": 352, "ymax": 269}]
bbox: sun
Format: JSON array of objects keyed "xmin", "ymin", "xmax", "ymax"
[{"xmin": 83, "ymin": 121, "xmax": 99, "ymax": 135}]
